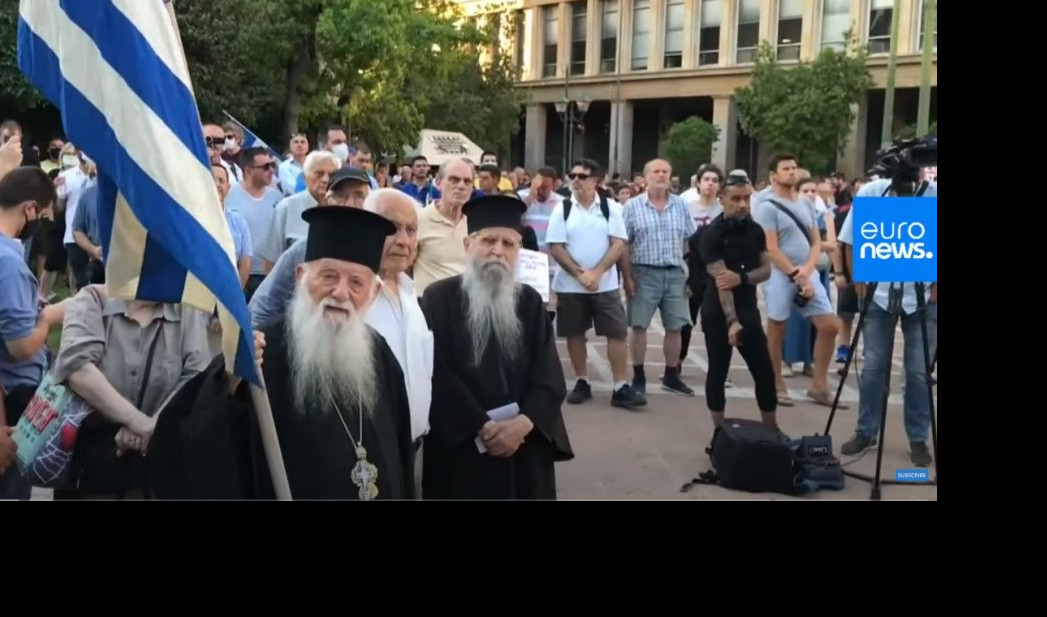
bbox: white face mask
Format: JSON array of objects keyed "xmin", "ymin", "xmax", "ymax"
[
  {"xmin": 61, "ymin": 155, "xmax": 79, "ymax": 169},
  {"xmin": 331, "ymin": 143, "xmax": 350, "ymax": 163},
  {"xmin": 223, "ymin": 138, "xmax": 237, "ymax": 152}
]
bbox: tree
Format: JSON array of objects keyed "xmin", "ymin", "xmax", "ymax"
[
  {"xmin": 735, "ymin": 40, "xmax": 873, "ymax": 173},
  {"xmin": 0, "ymin": 2, "xmax": 46, "ymax": 110},
  {"xmin": 897, "ymin": 120, "xmax": 937, "ymax": 140},
  {"xmin": 659, "ymin": 117, "xmax": 720, "ymax": 178},
  {"xmin": 422, "ymin": 7, "xmax": 528, "ymax": 161}
]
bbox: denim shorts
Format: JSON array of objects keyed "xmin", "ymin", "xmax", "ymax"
[
  {"xmin": 765, "ymin": 269, "xmax": 834, "ymax": 322},
  {"xmin": 626, "ymin": 265, "xmax": 691, "ymax": 331}
]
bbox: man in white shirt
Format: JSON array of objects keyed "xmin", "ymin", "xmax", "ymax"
[
  {"xmin": 547, "ymin": 159, "xmax": 644, "ymax": 409},
  {"xmin": 363, "ymin": 189, "xmax": 433, "ymax": 495},
  {"xmin": 835, "ymin": 178, "xmax": 937, "ymax": 467},
  {"xmin": 679, "ymin": 164, "xmax": 725, "ymax": 367},
  {"xmin": 278, "ymin": 133, "xmax": 309, "ymax": 196}
]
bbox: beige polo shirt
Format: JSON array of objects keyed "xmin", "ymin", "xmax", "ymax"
[{"xmin": 413, "ymin": 204, "xmax": 468, "ymax": 295}]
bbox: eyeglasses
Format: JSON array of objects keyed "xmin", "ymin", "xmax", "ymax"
[
  {"xmin": 251, "ymin": 163, "xmax": 276, "ymax": 171},
  {"xmin": 569, "ymin": 173, "xmax": 590, "ymax": 180}
]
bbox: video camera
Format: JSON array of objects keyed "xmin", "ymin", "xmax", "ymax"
[{"xmin": 870, "ymin": 135, "xmax": 937, "ymax": 196}]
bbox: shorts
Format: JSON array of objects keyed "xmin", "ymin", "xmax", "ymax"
[
  {"xmin": 556, "ymin": 290, "xmax": 628, "ymax": 339},
  {"xmin": 626, "ymin": 265, "xmax": 691, "ymax": 331},
  {"xmin": 765, "ymin": 269, "xmax": 834, "ymax": 322},
  {"xmin": 837, "ymin": 283, "xmax": 858, "ymax": 318}
]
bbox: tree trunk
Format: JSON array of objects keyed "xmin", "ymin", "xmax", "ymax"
[{"xmin": 282, "ymin": 27, "xmax": 317, "ymax": 142}]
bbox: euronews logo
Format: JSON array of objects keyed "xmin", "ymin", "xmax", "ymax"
[{"xmin": 852, "ymin": 197, "xmax": 937, "ymax": 282}]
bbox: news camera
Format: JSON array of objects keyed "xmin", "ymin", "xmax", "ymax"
[{"xmin": 870, "ymin": 135, "xmax": 937, "ymax": 196}]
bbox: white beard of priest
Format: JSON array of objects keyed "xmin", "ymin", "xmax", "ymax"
[
  {"xmin": 420, "ymin": 194, "xmax": 574, "ymax": 500},
  {"xmin": 245, "ymin": 206, "xmax": 416, "ymax": 500}
]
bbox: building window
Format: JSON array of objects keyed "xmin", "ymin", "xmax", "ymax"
[
  {"xmin": 776, "ymin": 0, "xmax": 802, "ymax": 60},
  {"xmin": 514, "ymin": 10, "xmax": 525, "ymax": 79},
  {"xmin": 663, "ymin": 0, "xmax": 685, "ymax": 68},
  {"xmin": 601, "ymin": 0, "xmax": 619, "ymax": 73},
  {"xmin": 868, "ymin": 0, "xmax": 893, "ymax": 54},
  {"xmin": 698, "ymin": 0, "xmax": 722, "ymax": 66},
  {"xmin": 631, "ymin": 0, "xmax": 650, "ymax": 70},
  {"xmin": 820, "ymin": 0, "xmax": 849, "ymax": 52},
  {"xmin": 570, "ymin": 1, "xmax": 586, "ymax": 75},
  {"xmin": 919, "ymin": 1, "xmax": 937, "ymax": 51},
  {"xmin": 543, "ymin": 6, "xmax": 558, "ymax": 77},
  {"xmin": 736, "ymin": 0, "xmax": 760, "ymax": 63}
]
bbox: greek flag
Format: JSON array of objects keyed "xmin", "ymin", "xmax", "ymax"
[
  {"xmin": 222, "ymin": 111, "xmax": 281, "ymax": 161},
  {"xmin": 16, "ymin": 0, "xmax": 258, "ymax": 383}
]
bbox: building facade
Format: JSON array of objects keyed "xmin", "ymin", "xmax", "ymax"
[{"xmin": 455, "ymin": 0, "xmax": 937, "ymax": 180}]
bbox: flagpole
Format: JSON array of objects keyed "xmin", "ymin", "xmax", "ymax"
[{"xmin": 165, "ymin": 0, "xmax": 292, "ymax": 501}]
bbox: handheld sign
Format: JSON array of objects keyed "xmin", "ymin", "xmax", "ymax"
[{"xmin": 516, "ymin": 249, "xmax": 550, "ymax": 302}]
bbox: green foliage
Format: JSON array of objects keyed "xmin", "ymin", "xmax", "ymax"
[
  {"xmin": 735, "ymin": 40, "xmax": 874, "ymax": 173},
  {"xmin": 896, "ymin": 120, "xmax": 937, "ymax": 140},
  {"xmin": 0, "ymin": 2, "xmax": 46, "ymax": 109},
  {"xmin": 659, "ymin": 117, "xmax": 720, "ymax": 178}
]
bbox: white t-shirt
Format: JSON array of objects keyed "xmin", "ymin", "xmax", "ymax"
[
  {"xmin": 57, "ymin": 168, "xmax": 88, "ymax": 245},
  {"xmin": 687, "ymin": 198, "xmax": 723, "ymax": 229},
  {"xmin": 545, "ymin": 196, "xmax": 628, "ymax": 294}
]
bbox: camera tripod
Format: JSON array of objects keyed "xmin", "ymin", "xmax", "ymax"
[{"xmin": 822, "ymin": 281, "xmax": 938, "ymax": 500}]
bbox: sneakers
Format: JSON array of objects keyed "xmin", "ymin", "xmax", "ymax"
[
  {"xmin": 910, "ymin": 442, "xmax": 932, "ymax": 467},
  {"xmin": 724, "ymin": 376, "xmax": 734, "ymax": 389},
  {"xmin": 836, "ymin": 345, "xmax": 850, "ymax": 364},
  {"xmin": 662, "ymin": 375, "xmax": 695, "ymax": 397},
  {"xmin": 632, "ymin": 378, "xmax": 646, "ymax": 398},
  {"xmin": 841, "ymin": 432, "xmax": 877, "ymax": 455},
  {"xmin": 566, "ymin": 379, "xmax": 592, "ymax": 405},
  {"xmin": 612, "ymin": 384, "xmax": 647, "ymax": 409}
]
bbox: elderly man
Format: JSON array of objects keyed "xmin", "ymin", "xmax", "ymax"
[
  {"xmin": 244, "ymin": 206, "xmax": 413, "ymax": 500},
  {"xmin": 250, "ymin": 187, "xmax": 432, "ymax": 447},
  {"xmin": 421, "ymin": 195, "xmax": 573, "ymax": 500},
  {"xmin": 413, "ymin": 157, "xmax": 474, "ymax": 294},
  {"xmin": 258, "ymin": 151, "xmax": 340, "ymax": 271}
]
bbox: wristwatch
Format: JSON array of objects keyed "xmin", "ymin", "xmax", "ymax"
[
  {"xmin": 740, "ymin": 271, "xmax": 750, "ymax": 286},
  {"xmin": 788, "ymin": 268, "xmax": 800, "ymax": 281}
]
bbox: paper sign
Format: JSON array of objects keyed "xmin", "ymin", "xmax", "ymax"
[{"xmin": 516, "ymin": 249, "xmax": 550, "ymax": 303}]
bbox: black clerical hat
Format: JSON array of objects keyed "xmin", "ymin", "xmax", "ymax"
[
  {"xmin": 462, "ymin": 194, "xmax": 526, "ymax": 235},
  {"xmin": 301, "ymin": 206, "xmax": 396, "ymax": 273}
]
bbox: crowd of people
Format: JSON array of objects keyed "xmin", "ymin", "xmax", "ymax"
[{"xmin": 0, "ymin": 118, "xmax": 936, "ymax": 500}]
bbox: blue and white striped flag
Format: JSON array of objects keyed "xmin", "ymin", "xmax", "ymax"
[
  {"xmin": 222, "ymin": 111, "xmax": 281, "ymax": 161},
  {"xmin": 17, "ymin": 0, "xmax": 258, "ymax": 384}
]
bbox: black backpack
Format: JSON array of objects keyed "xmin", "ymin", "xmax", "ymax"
[
  {"xmin": 563, "ymin": 192, "xmax": 610, "ymax": 221},
  {"xmin": 681, "ymin": 419, "xmax": 845, "ymax": 496}
]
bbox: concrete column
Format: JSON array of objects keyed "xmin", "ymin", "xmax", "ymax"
[
  {"xmin": 896, "ymin": 0, "xmax": 916, "ymax": 55},
  {"xmin": 525, "ymin": 104, "xmax": 548, "ymax": 172},
  {"xmin": 521, "ymin": 7, "xmax": 535, "ymax": 80},
  {"xmin": 585, "ymin": 0, "xmax": 600, "ymax": 75},
  {"xmin": 758, "ymin": 0, "xmax": 774, "ymax": 43},
  {"xmin": 711, "ymin": 95, "xmax": 738, "ymax": 171},
  {"xmin": 528, "ymin": 6, "xmax": 542, "ymax": 79},
  {"xmin": 681, "ymin": 0, "xmax": 696, "ymax": 68},
  {"xmin": 557, "ymin": 2, "xmax": 570, "ymax": 78},
  {"xmin": 609, "ymin": 100, "xmax": 634, "ymax": 177},
  {"xmin": 719, "ymin": 0, "xmax": 736, "ymax": 66},
  {"xmin": 850, "ymin": 0, "xmax": 865, "ymax": 50},
  {"xmin": 649, "ymin": 0, "xmax": 665, "ymax": 70},
  {"xmin": 621, "ymin": 0, "xmax": 634, "ymax": 72},
  {"xmin": 837, "ymin": 96, "xmax": 869, "ymax": 179},
  {"xmin": 799, "ymin": 0, "xmax": 816, "ymax": 60}
]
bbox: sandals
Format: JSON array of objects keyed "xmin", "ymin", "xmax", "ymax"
[
  {"xmin": 777, "ymin": 391, "xmax": 795, "ymax": 406},
  {"xmin": 807, "ymin": 389, "xmax": 848, "ymax": 409}
]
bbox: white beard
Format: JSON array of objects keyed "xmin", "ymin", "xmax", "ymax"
[
  {"xmin": 461, "ymin": 258, "xmax": 522, "ymax": 365},
  {"xmin": 287, "ymin": 283, "xmax": 377, "ymax": 415}
]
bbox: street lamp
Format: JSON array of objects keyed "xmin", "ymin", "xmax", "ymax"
[{"xmin": 555, "ymin": 96, "xmax": 591, "ymax": 176}]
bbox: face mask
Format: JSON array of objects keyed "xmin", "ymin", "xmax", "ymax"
[
  {"xmin": 48, "ymin": 147, "xmax": 61, "ymax": 159},
  {"xmin": 223, "ymin": 138, "xmax": 237, "ymax": 152},
  {"xmin": 62, "ymin": 155, "xmax": 79, "ymax": 169},
  {"xmin": 331, "ymin": 143, "xmax": 350, "ymax": 163}
]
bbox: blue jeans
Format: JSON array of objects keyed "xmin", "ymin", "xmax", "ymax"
[{"xmin": 856, "ymin": 302, "xmax": 937, "ymax": 443}]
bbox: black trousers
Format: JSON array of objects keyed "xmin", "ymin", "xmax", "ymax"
[
  {"xmin": 701, "ymin": 304, "xmax": 777, "ymax": 413},
  {"xmin": 679, "ymin": 293, "xmax": 702, "ymax": 361},
  {"xmin": 1, "ymin": 387, "xmax": 36, "ymax": 500},
  {"xmin": 245, "ymin": 274, "xmax": 266, "ymax": 304}
]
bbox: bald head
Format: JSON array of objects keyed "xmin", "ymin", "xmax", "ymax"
[
  {"xmin": 365, "ymin": 189, "xmax": 419, "ymax": 276},
  {"xmin": 644, "ymin": 158, "xmax": 672, "ymax": 192}
]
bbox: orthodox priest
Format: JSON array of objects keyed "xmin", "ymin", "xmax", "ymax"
[
  {"xmin": 244, "ymin": 206, "xmax": 414, "ymax": 500},
  {"xmin": 421, "ymin": 194, "xmax": 574, "ymax": 500}
]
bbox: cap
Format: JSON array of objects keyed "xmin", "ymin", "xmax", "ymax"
[
  {"xmin": 328, "ymin": 166, "xmax": 370, "ymax": 191},
  {"xmin": 461, "ymin": 194, "xmax": 526, "ymax": 235},
  {"xmin": 300, "ymin": 206, "xmax": 395, "ymax": 273}
]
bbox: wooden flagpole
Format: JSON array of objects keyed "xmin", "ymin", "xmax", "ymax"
[{"xmin": 164, "ymin": 0, "xmax": 292, "ymax": 500}]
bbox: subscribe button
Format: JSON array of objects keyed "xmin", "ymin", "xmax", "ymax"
[{"xmin": 895, "ymin": 469, "xmax": 930, "ymax": 482}]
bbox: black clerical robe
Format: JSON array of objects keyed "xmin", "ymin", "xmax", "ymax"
[
  {"xmin": 244, "ymin": 319, "xmax": 414, "ymax": 500},
  {"xmin": 421, "ymin": 276, "xmax": 573, "ymax": 500}
]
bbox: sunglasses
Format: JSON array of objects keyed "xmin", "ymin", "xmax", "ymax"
[
  {"xmin": 251, "ymin": 162, "xmax": 276, "ymax": 171},
  {"xmin": 724, "ymin": 175, "xmax": 750, "ymax": 188},
  {"xmin": 205, "ymin": 137, "xmax": 223, "ymax": 148},
  {"xmin": 569, "ymin": 173, "xmax": 590, "ymax": 180}
]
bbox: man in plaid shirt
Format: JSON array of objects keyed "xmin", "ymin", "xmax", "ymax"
[{"xmin": 620, "ymin": 159, "xmax": 696, "ymax": 397}]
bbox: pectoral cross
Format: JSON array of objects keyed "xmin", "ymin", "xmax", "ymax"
[{"xmin": 350, "ymin": 446, "xmax": 379, "ymax": 501}]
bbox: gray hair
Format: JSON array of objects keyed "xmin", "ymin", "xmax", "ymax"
[
  {"xmin": 362, "ymin": 187, "xmax": 418, "ymax": 214},
  {"xmin": 436, "ymin": 157, "xmax": 475, "ymax": 181},
  {"xmin": 304, "ymin": 150, "xmax": 341, "ymax": 174}
]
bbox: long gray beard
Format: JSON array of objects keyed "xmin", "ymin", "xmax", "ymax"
[
  {"xmin": 287, "ymin": 285, "xmax": 377, "ymax": 415},
  {"xmin": 462, "ymin": 259, "xmax": 522, "ymax": 366}
]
